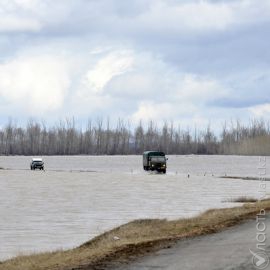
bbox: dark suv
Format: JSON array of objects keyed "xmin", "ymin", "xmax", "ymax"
[{"xmin": 30, "ymin": 158, "xmax": 44, "ymax": 170}]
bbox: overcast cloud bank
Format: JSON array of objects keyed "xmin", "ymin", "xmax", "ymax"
[{"xmin": 0, "ymin": 0, "xmax": 269, "ymax": 130}]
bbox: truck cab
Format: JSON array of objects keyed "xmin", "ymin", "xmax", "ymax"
[{"xmin": 143, "ymin": 151, "xmax": 167, "ymax": 173}]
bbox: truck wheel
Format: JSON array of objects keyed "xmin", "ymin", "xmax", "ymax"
[{"xmin": 163, "ymin": 169, "xmax": 166, "ymax": 174}]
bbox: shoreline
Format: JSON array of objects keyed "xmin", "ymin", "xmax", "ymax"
[{"xmin": 1, "ymin": 199, "xmax": 270, "ymax": 270}]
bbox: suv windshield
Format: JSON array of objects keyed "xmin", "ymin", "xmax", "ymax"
[{"xmin": 150, "ymin": 156, "xmax": 165, "ymax": 162}]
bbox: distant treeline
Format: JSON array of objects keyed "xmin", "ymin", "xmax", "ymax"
[{"xmin": 1, "ymin": 118, "xmax": 270, "ymax": 156}]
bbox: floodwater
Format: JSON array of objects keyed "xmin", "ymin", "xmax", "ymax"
[{"xmin": 0, "ymin": 155, "xmax": 269, "ymax": 261}]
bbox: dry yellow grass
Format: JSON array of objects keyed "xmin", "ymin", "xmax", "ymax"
[{"xmin": 2, "ymin": 199, "xmax": 270, "ymax": 270}]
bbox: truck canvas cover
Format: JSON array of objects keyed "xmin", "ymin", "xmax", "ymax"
[{"xmin": 143, "ymin": 151, "xmax": 165, "ymax": 156}]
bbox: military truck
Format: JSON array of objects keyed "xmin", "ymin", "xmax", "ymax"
[{"xmin": 143, "ymin": 151, "xmax": 167, "ymax": 173}]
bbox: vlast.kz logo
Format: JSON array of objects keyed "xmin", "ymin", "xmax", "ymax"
[
  {"xmin": 250, "ymin": 249, "xmax": 269, "ymax": 269},
  {"xmin": 250, "ymin": 208, "xmax": 269, "ymax": 269}
]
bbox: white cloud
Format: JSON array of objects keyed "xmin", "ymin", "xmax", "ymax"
[
  {"xmin": 174, "ymin": 74, "xmax": 226, "ymax": 103},
  {"xmin": 132, "ymin": 101, "xmax": 199, "ymax": 123},
  {"xmin": 0, "ymin": 0, "xmax": 267, "ymax": 129},
  {"xmin": 0, "ymin": 0, "xmax": 42, "ymax": 32},
  {"xmin": 58, "ymin": 47, "xmax": 224, "ymax": 124},
  {"xmin": 103, "ymin": 50, "xmax": 227, "ymax": 110},
  {"xmin": 137, "ymin": 1, "xmax": 233, "ymax": 33},
  {"xmin": 0, "ymin": 16, "xmax": 41, "ymax": 32},
  {"xmin": 0, "ymin": 0, "xmax": 74, "ymax": 33},
  {"xmin": 0, "ymin": 53, "xmax": 71, "ymax": 113},
  {"xmin": 138, "ymin": 0, "xmax": 270, "ymax": 34},
  {"xmin": 0, "ymin": 42, "xmax": 234, "ymax": 127},
  {"xmin": 85, "ymin": 50, "xmax": 134, "ymax": 93},
  {"xmin": 249, "ymin": 104, "xmax": 270, "ymax": 117},
  {"xmin": 132, "ymin": 102, "xmax": 174, "ymax": 122},
  {"xmin": 13, "ymin": 0, "xmax": 39, "ymax": 9},
  {"xmin": 76, "ymin": 49, "xmax": 228, "ymax": 125},
  {"xmin": 1, "ymin": 0, "xmax": 270, "ymax": 37}
]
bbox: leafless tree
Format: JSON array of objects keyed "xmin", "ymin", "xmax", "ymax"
[{"xmin": 0, "ymin": 117, "xmax": 269, "ymax": 155}]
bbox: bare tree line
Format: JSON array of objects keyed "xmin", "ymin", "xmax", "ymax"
[{"xmin": 0, "ymin": 118, "xmax": 269, "ymax": 156}]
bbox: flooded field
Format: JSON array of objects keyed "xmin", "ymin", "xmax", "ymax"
[{"xmin": 0, "ymin": 155, "xmax": 269, "ymax": 261}]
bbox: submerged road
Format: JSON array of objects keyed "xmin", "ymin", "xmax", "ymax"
[{"xmin": 111, "ymin": 217, "xmax": 270, "ymax": 270}]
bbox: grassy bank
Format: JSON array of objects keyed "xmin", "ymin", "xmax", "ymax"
[{"xmin": 1, "ymin": 199, "xmax": 270, "ymax": 270}]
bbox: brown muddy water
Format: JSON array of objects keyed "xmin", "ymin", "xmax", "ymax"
[{"xmin": 0, "ymin": 155, "xmax": 269, "ymax": 261}]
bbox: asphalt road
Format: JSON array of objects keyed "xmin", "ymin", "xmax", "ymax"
[{"xmin": 111, "ymin": 217, "xmax": 270, "ymax": 270}]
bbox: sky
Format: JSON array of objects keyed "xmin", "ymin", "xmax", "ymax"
[{"xmin": 0, "ymin": 0, "xmax": 269, "ymax": 130}]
